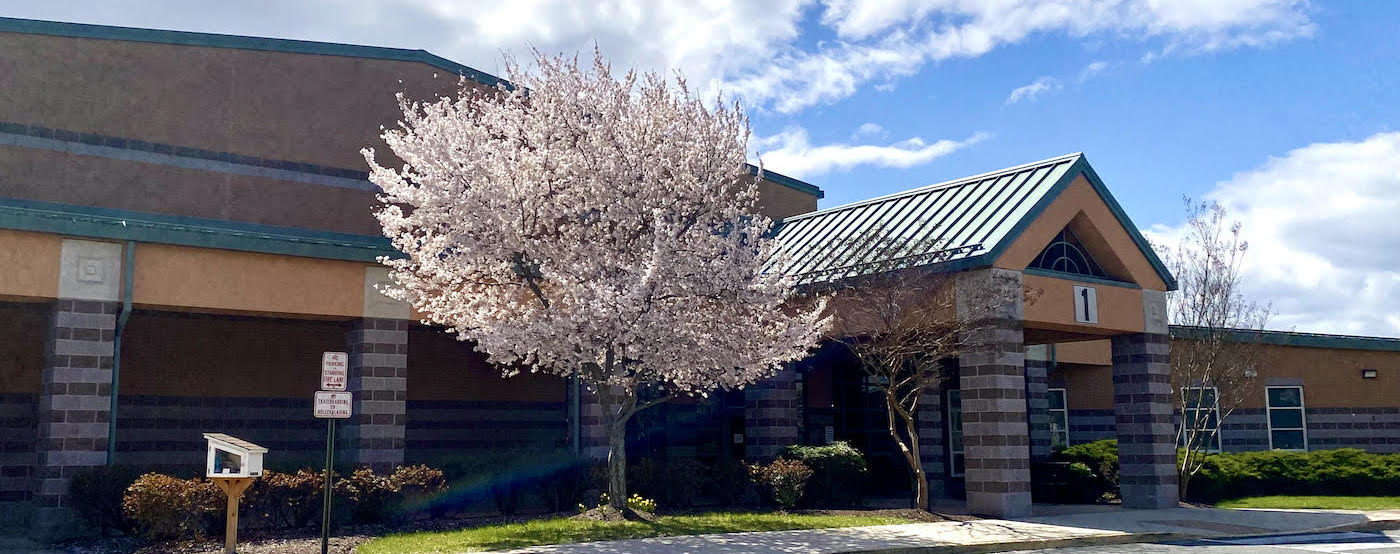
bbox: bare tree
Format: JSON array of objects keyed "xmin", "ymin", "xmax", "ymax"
[
  {"xmin": 807, "ymin": 230, "xmax": 1033, "ymax": 511},
  {"xmin": 1161, "ymin": 200, "xmax": 1270, "ymax": 498}
]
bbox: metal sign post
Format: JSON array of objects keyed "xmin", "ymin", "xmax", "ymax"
[{"xmin": 316, "ymin": 353, "xmax": 351, "ymax": 554}]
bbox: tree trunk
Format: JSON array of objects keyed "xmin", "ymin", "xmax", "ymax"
[
  {"xmin": 886, "ymin": 391, "xmax": 929, "ymax": 511},
  {"xmin": 607, "ymin": 417, "xmax": 628, "ymax": 511}
]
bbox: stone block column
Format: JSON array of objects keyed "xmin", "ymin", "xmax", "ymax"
[
  {"xmin": 915, "ymin": 384, "xmax": 946, "ymax": 500},
  {"xmin": 1026, "ymin": 346, "xmax": 1052, "ymax": 461},
  {"xmin": 744, "ymin": 369, "xmax": 800, "ymax": 461},
  {"xmin": 956, "ymin": 268, "xmax": 1031, "ymax": 518},
  {"xmin": 1111, "ymin": 332, "xmax": 1179, "ymax": 509},
  {"xmin": 32, "ymin": 299, "xmax": 119, "ymax": 539},
  {"xmin": 32, "ymin": 240, "xmax": 125, "ymax": 540},
  {"xmin": 344, "ymin": 318, "xmax": 408, "ymax": 472}
]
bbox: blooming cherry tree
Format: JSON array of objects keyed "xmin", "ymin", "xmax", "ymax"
[{"xmin": 362, "ymin": 50, "xmax": 829, "ymax": 512}]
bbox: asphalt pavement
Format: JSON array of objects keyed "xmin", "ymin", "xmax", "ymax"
[{"xmin": 1009, "ymin": 530, "xmax": 1400, "ymax": 554}]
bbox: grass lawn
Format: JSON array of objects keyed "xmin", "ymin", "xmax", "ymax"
[
  {"xmin": 359, "ymin": 512, "xmax": 915, "ymax": 553},
  {"xmin": 1217, "ymin": 496, "xmax": 1400, "ymax": 511}
]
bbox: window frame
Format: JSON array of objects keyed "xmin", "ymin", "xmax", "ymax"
[
  {"xmin": 1180, "ymin": 385, "xmax": 1222, "ymax": 453},
  {"xmin": 1047, "ymin": 387, "xmax": 1070, "ymax": 449},
  {"xmin": 1265, "ymin": 385, "xmax": 1308, "ymax": 452},
  {"xmin": 946, "ymin": 388, "xmax": 964, "ymax": 477}
]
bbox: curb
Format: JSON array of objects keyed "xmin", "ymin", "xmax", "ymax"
[
  {"xmin": 839, "ymin": 532, "xmax": 1191, "ymax": 554},
  {"xmin": 831, "ymin": 515, "xmax": 1400, "ymax": 554}
]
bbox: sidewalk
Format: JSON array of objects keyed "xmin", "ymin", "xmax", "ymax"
[{"xmin": 501, "ymin": 506, "xmax": 1400, "ymax": 554}]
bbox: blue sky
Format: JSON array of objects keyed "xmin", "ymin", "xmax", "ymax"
[{"xmin": 2, "ymin": 0, "xmax": 1398, "ymax": 336}]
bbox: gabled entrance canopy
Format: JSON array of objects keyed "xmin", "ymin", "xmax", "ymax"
[{"xmin": 772, "ymin": 152, "xmax": 1175, "ymax": 343}]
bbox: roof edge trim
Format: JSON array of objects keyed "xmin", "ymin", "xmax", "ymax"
[
  {"xmin": 0, "ymin": 16, "xmax": 510, "ymax": 89},
  {"xmin": 1170, "ymin": 325, "xmax": 1400, "ymax": 352},
  {"xmin": 0, "ymin": 197, "xmax": 395, "ymax": 263},
  {"xmin": 748, "ymin": 164, "xmax": 824, "ymax": 198}
]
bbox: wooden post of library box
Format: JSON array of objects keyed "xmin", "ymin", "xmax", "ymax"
[{"xmin": 204, "ymin": 433, "xmax": 267, "ymax": 554}]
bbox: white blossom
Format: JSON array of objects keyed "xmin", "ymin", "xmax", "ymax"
[{"xmin": 361, "ymin": 50, "xmax": 829, "ymax": 493}]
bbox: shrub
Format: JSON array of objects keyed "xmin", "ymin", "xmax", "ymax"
[
  {"xmin": 629, "ymin": 457, "xmax": 708, "ymax": 508},
  {"xmin": 122, "ymin": 473, "xmax": 222, "ymax": 541},
  {"xmin": 334, "ymin": 467, "xmax": 398, "ymax": 524},
  {"xmin": 781, "ymin": 442, "xmax": 868, "ymax": 507},
  {"xmin": 1032, "ymin": 461, "xmax": 1101, "ymax": 504},
  {"xmin": 391, "ymin": 465, "xmax": 448, "ymax": 519},
  {"xmin": 1192, "ymin": 448, "xmax": 1400, "ymax": 503},
  {"xmin": 68, "ymin": 465, "xmax": 148, "ymax": 535},
  {"xmin": 535, "ymin": 451, "xmax": 601, "ymax": 513},
  {"xmin": 244, "ymin": 469, "xmax": 325, "ymax": 529},
  {"xmin": 708, "ymin": 458, "xmax": 752, "ymax": 506},
  {"xmin": 1053, "ymin": 439, "xmax": 1119, "ymax": 501},
  {"xmin": 749, "ymin": 459, "xmax": 814, "ymax": 509}
]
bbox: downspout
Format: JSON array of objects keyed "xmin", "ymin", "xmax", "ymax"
[{"xmin": 107, "ymin": 241, "xmax": 135, "ymax": 466}]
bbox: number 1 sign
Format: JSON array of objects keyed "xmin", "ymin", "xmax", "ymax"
[{"xmin": 1073, "ymin": 285, "xmax": 1098, "ymax": 324}]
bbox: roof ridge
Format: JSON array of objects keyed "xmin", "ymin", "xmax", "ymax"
[
  {"xmin": 780, "ymin": 152, "xmax": 1082, "ymax": 223},
  {"xmin": 0, "ymin": 16, "xmax": 509, "ymax": 88}
]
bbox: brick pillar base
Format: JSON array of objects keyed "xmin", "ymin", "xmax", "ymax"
[
  {"xmin": 31, "ymin": 300, "xmax": 118, "ymax": 540},
  {"xmin": 957, "ymin": 268, "xmax": 1030, "ymax": 518},
  {"xmin": 345, "ymin": 318, "xmax": 408, "ymax": 472},
  {"xmin": 1112, "ymin": 332, "xmax": 1179, "ymax": 509},
  {"xmin": 1026, "ymin": 347, "xmax": 1052, "ymax": 461},
  {"xmin": 744, "ymin": 369, "xmax": 799, "ymax": 461},
  {"xmin": 916, "ymin": 383, "xmax": 946, "ymax": 500}
]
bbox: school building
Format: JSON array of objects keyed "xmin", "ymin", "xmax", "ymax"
[{"xmin": 2, "ymin": 17, "xmax": 1398, "ymax": 539}]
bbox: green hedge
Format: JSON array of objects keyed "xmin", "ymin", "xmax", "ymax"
[
  {"xmin": 781, "ymin": 442, "xmax": 868, "ymax": 507},
  {"xmin": 1193, "ymin": 448, "xmax": 1400, "ymax": 502},
  {"xmin": 1041, "ymin": 441, "xmax": 1400, "ymax": 504},
  {"xmin": 1042, "ymin": 439, "xmax": 1119, "ymax": 503}
]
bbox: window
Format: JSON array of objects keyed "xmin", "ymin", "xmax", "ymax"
[
  {"xmin": 1181, "ymin": 386, "xmax": 1221, "ymax": 452},
  {"xmin": 947, "ymin": 389, "xmax": 964, "ymax": 477},
  {"xmin": 1048, "ymin": 388, "xmax": 1069, "ymax": 449},
  {"xmin": 1030, "ymin": 228, "xmax": 1110, "ymax": 279},
  {"xmin": 1267, "ymin": 386, "xmax": 1308, "ymax": 451}
]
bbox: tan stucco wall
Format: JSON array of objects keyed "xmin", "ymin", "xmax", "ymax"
[
  {"xmin": 758, "ymin": 179, "xmax": 819, "ymax": 219},
  {"xmin": 1023, "ymin": 273, "xmax": 1144, "ymax": 335},
  {"xmin": 1055, "ymin": 339, "xmax": 1111, "ymax": 365},
  {"xmin": 119, "ymin": 311, "xmax": 342, "ymax": 398},
  {"xmin": 0, "ymin": 229, "xmax": 61, "ymax": 300},
  {"xmin": 0, "ymin": 31, "xmax": 468, "ymax": 170},
  {"xmin": 407, "ymin": 327, "xmax": 566, "ymax": 403},
  {"xmin": 995, "ymin": 175, "xmax": 1167, "ymax": 291},
  {"xmin": 0, "ymin": 147, "xmax": 384, "ymax": 235},
  {"xmin": 132, "ymin": 243, "xmax": 365, "ymax": 318},
  {"xmin": 1058, "ymin": 342, "xmax": 1400, "ymax": 412},
  {"xmin": 1057, "ymin": 362, "xmax": 1114, "ymax": 410},
  {"xmin": 1240, "ymin": 345, "xmax": 1400, "ymax": 410}
]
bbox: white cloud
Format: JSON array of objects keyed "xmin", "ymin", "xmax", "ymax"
[
  {"xmin": 1006, "ymin": 76, "xmax": 1059, "ymax": 104},
  {"xmin": 1145, "ymin": 132, "xmax": 1400, "ymax": 336},
  {"xmin": 851, "ymin": 122, "xmax": 888, "ymax": 140},
  {"xmin": 728, "ymin": 0, "xmax": 1313, "ymax": 113},
  {"xmin": 1079, "ymin": 60, "xmax": 1109, "ymax": 81},
  {"xmin": 755, "ymin": 127, "xmax": 989, "ymax": 179},
  {"xmin": 3, "ymin": 0, "xmax": 1314, "ymax": 115}
]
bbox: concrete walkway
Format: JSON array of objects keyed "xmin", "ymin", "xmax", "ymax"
[{"xmin": 501, "ymin": 507, "xmax": 1400, "ymax": 554}]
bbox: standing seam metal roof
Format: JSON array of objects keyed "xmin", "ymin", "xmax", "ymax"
[{"xmin": 773, "ymin": 153, "xmax": 1176, "ymax": 289}]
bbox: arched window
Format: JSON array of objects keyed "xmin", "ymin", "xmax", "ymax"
[{"xmin": 1030, "ymin": 228, "xmax": 1109, "ymax": 279}]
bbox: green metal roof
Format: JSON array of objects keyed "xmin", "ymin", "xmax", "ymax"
[
  {"xmin": 0, "ymin": 16, "xmax": 510, "ymax": 89},
  {"xmin": 1171, "ymin": 325, "xmax": 1400, "ymax": 352},
  {"xmin": 0, "ymin": 197, "xmax": 394, "ymax": 262},
  {"xmin": 772, "ymin": 153, "xmax": 1177, "ymax": 289}
]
